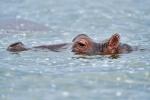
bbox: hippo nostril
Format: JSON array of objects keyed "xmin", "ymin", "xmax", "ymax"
[{"xmin": 9, "ymin": 42, "xmax": 23, "ymax": 47}]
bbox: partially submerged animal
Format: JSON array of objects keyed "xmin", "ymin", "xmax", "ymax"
[{"xmin": 7, "ymin": 33, "xmax": 134, "ymax": 55}]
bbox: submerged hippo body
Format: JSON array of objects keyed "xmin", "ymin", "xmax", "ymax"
[
  {"xmin": 7, "ymin": 33, "xmax": 133, "ymax": 55},
  {"xmin": 7, "ymin": 42, "xmax": 70, "ymax": 52}
]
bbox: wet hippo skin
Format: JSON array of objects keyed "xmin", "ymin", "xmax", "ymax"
[
  {"xmin": 7, "ymin": 42, "xmax": 70, "ymax": 52},
  {"xmin": 7, "ymin": 33, "xmax": 133, "ymax": 55},
  {"xmin": 72, "ymin": 33, "xmax": 133, "ymax": 55}
]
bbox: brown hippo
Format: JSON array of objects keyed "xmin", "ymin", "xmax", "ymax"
[{"xmin": 7, "ymin": 33, "xmax": 133, "ymax": 55}]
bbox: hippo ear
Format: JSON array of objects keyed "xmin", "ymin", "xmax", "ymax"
[
  {"xmin": 72, "ymin": 34, "xmax": 91, "ymax": 42},
  {"xmin": 108, "ymin": 33, "xmax": 120, "ymax": 49}
]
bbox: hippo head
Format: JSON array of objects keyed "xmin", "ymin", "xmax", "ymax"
[
  {"xmin": 72, "ymin": 34, "xmax": 97, "ymax": 55},
  {"xmin": 99, "ymin": 33, "xmax": 120, "ymax": 54},
  {"xmin": 72, "ymin": 33, "xmax": 120, "ymax": 55},
  {"xmin": 7, "ymin": 42, "xmax": 28, "ymax": 52}
]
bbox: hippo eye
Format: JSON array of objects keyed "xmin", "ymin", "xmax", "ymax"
[
  {"xmin": 78, "ymin": 42, "xmax": 86, "ymax": 47},
  {"xmin": 77, "ymin": 40, "xmax": 88, "ymax": 49}
]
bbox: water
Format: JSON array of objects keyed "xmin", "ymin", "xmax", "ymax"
[{"xmin": 0, "ymin": 0, "xmax": 150, "ymax": 100}]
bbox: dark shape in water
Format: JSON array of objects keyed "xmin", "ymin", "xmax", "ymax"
[
  {"xmin": 7, "ymin": 33, "xmax": 134, "ymax": 55},
  {"xmin": 0, "ymin": 18, "xmax": 50, "ymax": 32}
]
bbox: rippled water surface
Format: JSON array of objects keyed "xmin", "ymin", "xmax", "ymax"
[{"xmin": 0, "ymin": 0, "xmax": 150, "ymax": 100}]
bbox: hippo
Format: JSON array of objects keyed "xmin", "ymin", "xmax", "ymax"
[{"xmin": 7, "ymin": 33, "xmax": 133, "ymax": 55}]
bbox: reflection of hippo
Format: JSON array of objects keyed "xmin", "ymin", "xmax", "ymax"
[{"xmin": 7, "ymin": 33, "xmax": 133, "ymax": 55}]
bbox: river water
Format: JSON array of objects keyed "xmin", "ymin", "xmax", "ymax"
[{"xmin": 0, "ymin": 0, "xmax": 150, "ymax": 100}]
